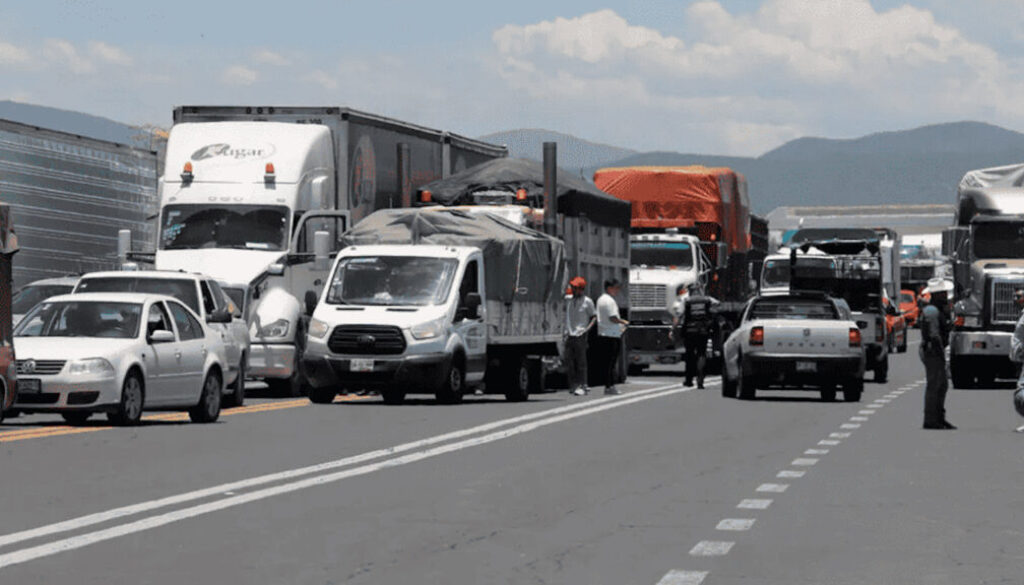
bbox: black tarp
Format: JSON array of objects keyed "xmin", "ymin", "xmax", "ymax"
[
  {"xmin": 340, "ymin": 208, "xmax": 565, "ymax": 305},
  {"xmin": 416, "ymin": 158, "xmax": 631, "ymax": 229}
]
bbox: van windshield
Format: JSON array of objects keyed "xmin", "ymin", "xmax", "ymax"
[
  {"xmin": 160, "ymin": 204, "xmax": 290, "ymax": 251},
  {"xmin": 631, "ymin": 242, "xmax": 694, "ymax": 269},
  {"xmin": 327, "ymin": 256, "xmax": 459, "ymax": 307}
]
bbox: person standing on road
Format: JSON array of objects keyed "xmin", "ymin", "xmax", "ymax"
[
  {"xmin": 596, "ymin": 279, "xmax": 628, "ymax": 395},
  {"xmin": 1009, "ymin": 289, "xmax": 1024, "ymax": 432},
  {"xmin": 565, "ymin": 277, "xmax": 596, "ymax": 397},
  {"xmin": 919, "ymin": 280, "xmax": 954, "ymax": 430},
  {"xmin": 673, "ymin": 283, "xmax": 718, "ymax": 389}
]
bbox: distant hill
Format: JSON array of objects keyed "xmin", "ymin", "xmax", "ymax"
[
  {"xmin": 477, "ymin": 128, "xmax": 636, "ymax": 174},
  {"xmin": 0, "ymin": 101, "xmax": 161, "ymax": 149}
]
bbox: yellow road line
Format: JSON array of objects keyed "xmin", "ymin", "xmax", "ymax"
[{"xmin": 0, "ymin": 395, "xmax": 370, "ymax": 444}]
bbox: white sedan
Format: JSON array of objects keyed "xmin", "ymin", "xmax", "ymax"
[
  {"xmin": 12, "ymin": 293, "xmax": 229, "ymax": 426},
  {"xmin": 722, "ymin": 293, "xmax": 866, "ymax": 402}
]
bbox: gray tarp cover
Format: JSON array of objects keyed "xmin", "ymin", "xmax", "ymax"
[
  {"xmin": 341, "ymin": 208, "xmax": 566, "ymax": 305},
  {"xmin": 416, "ymin": 158, "xmax": 631, "ymax": 229}
]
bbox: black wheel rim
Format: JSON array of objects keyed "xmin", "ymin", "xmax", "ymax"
[{"xmin": 124, "ymin": 377, "xmax": 142, "ymax": 420}]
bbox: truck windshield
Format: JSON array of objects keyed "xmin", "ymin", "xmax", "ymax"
[
  {"xmin": 763, "ymin": 257, "xmax": 835, "ymax": 288},
  {"xmin": 160, "ymin": 204, "xmax": 290, "ymax": 251},
  {"xmin": 327, "ymin": 256, "xmax": 459, "ymax": 307},
  {"xmin": 973, "ymin": 223, "xmax": 1024, "ymax": 259},
  {"xmin": 631, "ymin": 242, "xmax": 694, "ymax": 269}
]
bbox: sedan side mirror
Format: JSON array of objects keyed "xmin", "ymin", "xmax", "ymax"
[
  {"xmin": 148, "ymin": 330, "xmax": 175, "ymax": 344},
  {"xmin": 206, "ymin": 309, "xmax": 232, "ymax": 324}
]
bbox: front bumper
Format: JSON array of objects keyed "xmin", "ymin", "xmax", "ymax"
[
  {"xmin": 249, "ymin": 343, "xmax": 296, "ymax": 379},
  {"xmin": 951, "ymin": 331, "xmax": 1013, "ymax": 357},
  {"xmin": 743, "ymin": 354, "xmax": 864, "ymax": 387},
  {"xmin": 13, "ymin": 376, "xmax": 120, "ymax": 412},
  {"xmin": 302, "ymin": 352, "xmax": 450, "ymax": 391}
]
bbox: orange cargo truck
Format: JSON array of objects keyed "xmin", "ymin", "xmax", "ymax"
[{"xmin": 0, "ymin": 203, "xmax": 18, "ymax": 422}]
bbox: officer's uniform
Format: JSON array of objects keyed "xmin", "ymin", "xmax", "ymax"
[
  {"xmin": 676, "ymin": 294, "xmax": 716, "ymax": 389},
  {"xmin": 919, "ymin": 303, "xmax": 950, "ymax": 427}
]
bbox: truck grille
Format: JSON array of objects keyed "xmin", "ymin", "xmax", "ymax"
[
  {"xmin": 15, "ymin": 360, "xmax": 66, "ymax": 376},
  {"xmin": 991, "ymin": 281, "xmax": 1024, "ymax": 324},
  {"xmin": 328, "ymin": 326, "xmax": 407, "ymax": 355},
  {"xmin": 630, "ymin": 284, "xmax": 666, "ymax": 309}
]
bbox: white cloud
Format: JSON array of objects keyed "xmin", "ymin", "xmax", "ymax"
[
  {"xmin": 221, "ymin": 65, "xmax": 258, "ymax": 86},
  {"xmin": 44, "ymin": 39, "xmax": 94, "ymax": 74},
  {"xmin": 254, "ymin": 49, "xmax": 290, "ymax": 67},
  {"xmin": 0, "ymin": 42, "xmax": 32, "ymax": 67},
  {"xmin": 305, "ymin": 69, "xmax": 338, "ymax": 90},
  {"xmin": 89, "ymin": 41, "xmax": 133, "ymax": 66}
]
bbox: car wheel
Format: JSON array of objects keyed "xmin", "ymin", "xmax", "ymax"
[
  {"xmin": 843, "ymin": 379, "xmax": 863, "ymax": 402},
  {"xmin": 721, "ymin": 363, "xmax": 738, "ymax": 398},
  {"xmin": 61, "ymin": 411, "xmax": 92, "ymax": 425},
  {"xmin": 820, "ymin": 384, "xmax": 837, "ymax": 402},
  {"xmin": 307, "ymin": 386, "xmax": 337, "ymax": 404},
  {"xmin": 224, "ymin": 355, "xmax": 246, "ymax": 408},
  {"xmin": 874, "ymin": 356, "xmax": 889, "ymax": 383},
  {"xmin": 436, "ymin": 359, "xmax": 465, "ymax": 404},
  {"xmin": 381, "ymin": 389, "xmax": 406, "ymax": 405},
  {"xmin": 109, "ymin": 372, "xmax": 144, "ymax": 426},
  {"xmin": 189, "ymin": 370, "xmax": 222, "ymax": 423},
  {"xmin": 738, "ymin": 374, "xmax": 756, "ymax": 400}
]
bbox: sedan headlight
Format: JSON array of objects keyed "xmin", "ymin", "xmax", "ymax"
[
  {"xmin": 67, "ymin": 358, "xmax": 116, "ymax": 378},
  {"xmin": 255, "ymin": 319, "xmax": 290, "ymax": 338},
  {"xmin": 410, "ymin": 317, "xmax": 447, "ymax": 340},
  {"xmin": 308, "ymin": 318, "xmax": 330, "ymax": 339}
]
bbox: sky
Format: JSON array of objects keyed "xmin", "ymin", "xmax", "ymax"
[{"xmin": 2, "ymin": 0, "xmax": 1024, "ymax": 156}]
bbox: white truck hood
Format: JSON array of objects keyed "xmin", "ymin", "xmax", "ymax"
[{"xmin": 156, "ymin": 249, "xmax": 285, "ymax": 285}]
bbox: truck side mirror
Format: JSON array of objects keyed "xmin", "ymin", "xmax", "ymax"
[
  {"xmin": 304, "ymin": 290, "xmax": 319, "ymax": 317},
  {"xmin": 267, "ymin": 263, "xmax": 285, "ymax": 277}
]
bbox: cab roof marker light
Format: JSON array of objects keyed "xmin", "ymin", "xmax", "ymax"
[{"xmin": 181, "ymin": 162, "xmax": 194, "ymax": 183}]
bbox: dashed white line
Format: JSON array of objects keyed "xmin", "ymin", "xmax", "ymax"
[
  {"xmin": 840, "ymin": 423, "xmax": 861, "ymax": 429},
  {"xmin": 690, "ymin": 540, "xmax": 735, "ymax": 556},
  {"xmin": 777, "ymin": 470, "xmax": 805, "ymax": 478},
  {"xmin": 858, "ymin": 410, "xmax": 874, "ymax": 415},
  {"xmin": 716, "ymin": 518, "xmax": 756, "ymax": 531},
  {"xmin": 830, "ymin": 432, "xmax": 851, "ymax": 438},
  {"xmin": 757, "ymin": 483, "xmax": 789, "ymax": 493},
  {"xmin": 738, "ymin": 498, "xmax": 773, "ymax": 509},
  {"xmin": 805, "ymin": 448, "xmax": 829, "ymax": 455},
  {"xmin": 656, "ymin": 570, "xmax": 709, "ymax": 585},
  {"xmin": 792, "ymin": 458, "xmax": 818, "ymax": 466},
  {"xmin": 818, "ymin": 439, "xmax": 840, "ymax": 446},
  {"xmin": 850, "ymin": 416, "xmax": 869, "ymax": 422}
]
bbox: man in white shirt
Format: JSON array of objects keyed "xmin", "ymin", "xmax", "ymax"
[
  {"xmin": 596, "ymin": 278, "xmax": 629, "ymax": 395},
  {"xmin": 565, "ymin": 276, "xmax": 596, "ymax": 396}
]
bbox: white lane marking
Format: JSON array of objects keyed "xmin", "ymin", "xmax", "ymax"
[
  {"xmin": 690, "ymin": 541, "xmax": 734, "ymax": 556},
  {"xmin": 738, "ymin": 499, "xmax": 773, "ymax": 509},
  {"xmin": 875, "ymin": 399, "xmax": 891, "ymax": 404},
  {"xmin": 777, "ymin": 470, "xmax": 805, "ymax": 478},
  {"xmin": 792, "ymin": 458, "xmax": 818, "ymax": 466},
  {"xmin": 805, "ymin": 448, "xmax": 829, "ymax": 455},
  {"xmin": 656, "ymin": 570, "xmax": 709, "ymax": 585},
  {"xmin": 858, "ymin": 410, "xmax": 874, "ymax": 415},
  {"xmin": 757, "ymin": 483, "xmax": 789, "ymax": 493},
  {"xmin": 0, "ymin": 384, "xmax": 692, "ymax": 569},
  {"xmin": 850, "ymin": 416, "xmax": 869, "ymax": 422},
  {"xmin": 716, "ymin": 518, "xmax": 756, "ymax": 531},
  {"xmin": 0, "ymin": 382, "xmax": 686, "ymax": 550},
  {"xmin": 830, "ymin": 432, "xmax": 851, "ymax": 438},
  {"xmin": 840, "ymin": 423, "xmax": 861, "ymax": 429},
  {"xmin": 818, "ymin": 440, "xmax": 840, "ymax": 446}
]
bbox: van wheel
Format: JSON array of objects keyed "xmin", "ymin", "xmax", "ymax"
[
  {"xmin": 62, "ymin": 411, "xmax": 92, "ymax": 425},
  {"xmin": 308, "ymin": 387, "xmax": 337, "ymax": 404},
  {"xmin": 109, "ymin": 372, "xmax": 144, "ymax": 426},
  {"xmin": 189, "ymin": 371, "xmax": 222, "ymax": 423},
  {"xmin": 874, "ymin": 357, "xmax": 889, "ymax": 383},
  {"xmin": 381, "ymin": 389, "xmax": 406, "ymax": 405},
  {"xmin": 436, "ymin": 360, "xmax": 465, "ymax": 404},
  {"xmin": 225, "ymin": 355, "xmax": 246, "ymax": 408}
]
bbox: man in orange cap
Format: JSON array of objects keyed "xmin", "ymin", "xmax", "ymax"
[{"xmin": 565, "ymin": 276, "xmax": 596, "ymax": 396}]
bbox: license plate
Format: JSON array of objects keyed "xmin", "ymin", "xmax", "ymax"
[
  {"xmin": 19, "ymin": 379, "xmax": 41, "ymax": 393},
  {"xmin": 350, "ymin": 359, "xmax": 374, "ymax": 373},
  {"xmin": 796, "ymin": 361, "xmax": 817, "ymax": 373}
]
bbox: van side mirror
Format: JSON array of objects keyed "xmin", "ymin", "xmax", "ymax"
[
  {"xmin": 206, "ymin": 309, "xmax": 232, "ymax": 324},
  {"xmin": 465, "ymin": 292, "xmax": 482, "ymax": 319},
  {"xmin": 304, "ymin": 290, "xmax": 319, "ymax": 317}
]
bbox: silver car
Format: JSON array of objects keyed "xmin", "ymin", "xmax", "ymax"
[{"xmin": 12, "ymin": 293, "xmax": 230, "ymax": 426}]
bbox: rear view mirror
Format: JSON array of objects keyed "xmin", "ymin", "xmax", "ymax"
[
  {"xmin": 148, "ymin": 330, "xmax": 175, "ymax": 344},
  {"xmin": 206, "ymin": 309, "xmax": 232, "ymax": 324}
]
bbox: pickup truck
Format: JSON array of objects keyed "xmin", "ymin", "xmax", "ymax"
[{"xmin": 722, "ymin": 292, "xmax": 866, "ymax": 402}]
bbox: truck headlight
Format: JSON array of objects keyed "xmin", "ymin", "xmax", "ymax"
[
  {"xmin": 256, "ymin": 319, "xmax": 290, "ymax": 338},
  {"xmin": 308, "ymin": 318, "xmax": 330, "ymax": 339},
  {"xmin": 67, "ymin": 358, "xmax": 116, "ymax": 378},
  {"xmin": 410, "ymin": 317, "xmax": 447, "ymax": 340},
  {"xmin": 959, "ymin": 315, "xmax": 981, "ymax": 328}
]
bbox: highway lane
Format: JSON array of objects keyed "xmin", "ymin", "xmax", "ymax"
[{"xmin": 1, "ymin": 351, "xmax": 1019, "ymax": 584}]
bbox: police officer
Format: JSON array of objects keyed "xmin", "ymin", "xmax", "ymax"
[
  {"xmin": 674, "ymin": 283, "xmax": 718, "ymax": 389},
  {"xmin": 1009, "ymin": 289, "xmax": 1024, "ymax": 432},
  {"xmin": 920, "ymin": 280, "xmax": 954, "ymax": 430}
]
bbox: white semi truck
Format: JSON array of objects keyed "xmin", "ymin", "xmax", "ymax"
[{"xmin": 123, "ymin": 106, "xmax": 505, "ymax": 395}]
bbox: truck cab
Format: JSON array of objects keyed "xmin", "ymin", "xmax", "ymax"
[{"xmin": 760, "ymin": 250, "xmax": 837, "ymax": 296}]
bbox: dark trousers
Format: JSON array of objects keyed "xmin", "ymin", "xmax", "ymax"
[
  {"xmin": 595, "ymin": 335, "xmax": 621, "ymax": 388},
  {"xmin": 920, "ymin": 347, "xmax": 948, "ymax": 424},
  {"xmin": 684, "ymin": 333, "xmax": 709, "ymax": 387},
  {"xmin": 565, "ymin": 334, "xmax": 589, "ymax": 390}
]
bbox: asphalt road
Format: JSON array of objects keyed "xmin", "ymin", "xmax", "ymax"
[{"xmin": 1, "ymin": 348, "xmax": 1022, "ymax": 584}]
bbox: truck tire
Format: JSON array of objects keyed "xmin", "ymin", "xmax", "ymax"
[
  {"xmin": 874, "ymin": 356, "xmax": 889, "ymax": 384},
  {"xmin": 950, "ymin": 357, "xmax": 973, "ymax": 389},
  {"xmin": 307, "ymin": 386, "xmax": 337, "ymax": 404},
  {"xmin": 842, "ymin": 379, "xmax": 863, "ymax": 402},
  {"xmin": 381, "ymin": 389, "xmax": 406, "ymax": 405},
  {"xmin": 504, "ymin": 357, "xmax": 538, "ymax": 402},
  {"xmin": 436, "ymin": 358, "xmax": 465, "ymax": 405}
]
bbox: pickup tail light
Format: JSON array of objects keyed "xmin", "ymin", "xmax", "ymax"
[
  {"xmin": 875, "ymin": 316, "xmax": 884, "ymax": 342},
  {"xmin": 750, "ymin": 326, "xmax": 764, "ymax": 346},
  {"xmin": 849, "ymin": 327, "xmax": 862, "ymax": 347}
]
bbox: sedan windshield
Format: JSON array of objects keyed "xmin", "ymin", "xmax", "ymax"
[
  {"xmin": 900, "ymin": 292, "xmax": 915, "ymax": 305},
  {"xmin": 327, "ymin": 256, "xmax": 458, "ymax": 306},
  {"xmin": 75, "ymin": 278, "xmax": 201, "ymax": 314},
  {"xmin": 15, "ymin": 301, "xmax": 142, "ymax": 339},
  {"xmin": 12, "ymin": 284, "xmax": 75, "ymax": 314},
  {"xmin": 160, "ymin": 204, "xmax": 290, "ymax": 251},
  {"xmin": 630, "ymin": 242, "xmax": 695, "ymax": 269},
  {"xmin": 749, "ymin": 297, "xmax": 838, "ymax": 320}
]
